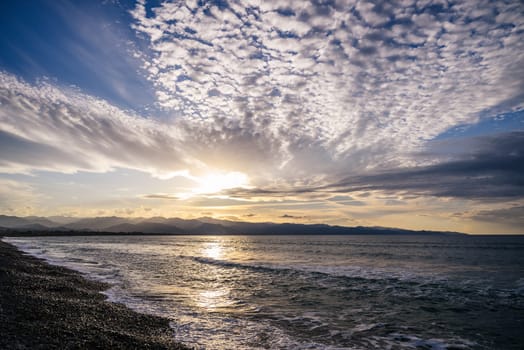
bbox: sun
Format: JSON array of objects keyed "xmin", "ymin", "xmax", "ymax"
[{"xmin": 192, "ymin": 171, "xmax": 249, "ymax": 195}]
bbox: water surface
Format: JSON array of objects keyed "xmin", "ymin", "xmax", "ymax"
[{"xmin": 6, "ymin": 235, "xmax": 524, "ymax": 349}]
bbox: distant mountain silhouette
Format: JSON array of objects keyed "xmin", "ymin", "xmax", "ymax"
[
  {"xmin": 104, "ymin": 222, "xmax": 186, "ymax": 234},
  {"xmin": 63, "ymin": 216, "xmax": 136, "ymax": 231},
  {"xmin": 0, "ymin": 215, "xmax": 464, "ymax": 236},
  {"xmin": 0, "ymin": 215, "xmax": 40, "ymax": 228}
]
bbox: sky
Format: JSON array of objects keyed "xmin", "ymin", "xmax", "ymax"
[{"xmin": 0, "ymin": 0, "xmax": 523, "ymax": 234}]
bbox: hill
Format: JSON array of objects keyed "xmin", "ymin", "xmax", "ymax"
[{"xmin": 0, "ymin": 215, "xmax": 464, "ymax": 236}]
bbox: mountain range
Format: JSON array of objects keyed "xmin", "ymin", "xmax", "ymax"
[{"xmin": 0, "ymin": 215, "xmax": 464, "ymax": 236}]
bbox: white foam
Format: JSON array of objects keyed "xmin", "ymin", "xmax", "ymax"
[{"xmin": 190, "ymin": 254, "xmax": 446, "ymax": 286}]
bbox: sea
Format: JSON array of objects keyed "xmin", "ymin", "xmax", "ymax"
[{"xmin": 4, "ymin": 235, "xmax": 524, "ymax": 349}]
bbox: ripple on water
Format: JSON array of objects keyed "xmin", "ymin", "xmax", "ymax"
[{"xmin": 4, "ymin": 235, "xmax": 524, "ymax": 349}]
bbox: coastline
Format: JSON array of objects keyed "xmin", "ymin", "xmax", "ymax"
[{"xmin": 0, "ymin": 239, "xmax": 191, "ymax": 350}]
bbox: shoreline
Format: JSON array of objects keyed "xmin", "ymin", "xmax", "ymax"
[{"xmin": 0, "ymin": 239, "xmax": 191, "ymax": 349}]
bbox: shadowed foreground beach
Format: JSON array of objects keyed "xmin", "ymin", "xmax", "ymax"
[{"xmin": 0, "ymin": 239, "xmax": 191, "ymax": 350}]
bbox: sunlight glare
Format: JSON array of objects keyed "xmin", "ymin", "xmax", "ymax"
[
  {"xmin": 196, "ymin": 289, "xmax": 230, "ymax": 310},
  {"xmin": 204, "ymin": 242, "xmax": 223, "ymax": 259},
  {"xmin": 192, "ymin": 171, "xmax": 249, "ymax": 195}
]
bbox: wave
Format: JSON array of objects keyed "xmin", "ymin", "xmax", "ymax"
[
  {"xmin": 185, "ymin": 255, "xmax": 524, "ymax": 302},
  {"xmin": 186, "ymin": 255, "xmax": 440, "ymax": 283}
]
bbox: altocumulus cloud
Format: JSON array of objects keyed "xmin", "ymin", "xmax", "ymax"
[
  {"xmin": 0, "ymin": 70, "xmax": 290, "ymax": 180},
  {"xmin": 131, "ymin": 0, "xmax": 524, "ymax": 178}
]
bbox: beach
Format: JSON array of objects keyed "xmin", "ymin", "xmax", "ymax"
[{"xmin": 0, "ymin": 239, "xmax": 190, "ymax": 350}]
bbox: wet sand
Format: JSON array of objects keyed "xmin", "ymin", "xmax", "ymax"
[{"xmin": 0, "ymin": 239, "xmax": 191, "ymax": 349}]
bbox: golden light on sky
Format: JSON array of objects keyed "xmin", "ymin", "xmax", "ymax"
[
  {"xmin": 0, "ymin": 0, "xmax": 523, "ymax": 233},
  {"xmin": 187, "ymin": 172, "xmax": 250, "ymax": 198}
]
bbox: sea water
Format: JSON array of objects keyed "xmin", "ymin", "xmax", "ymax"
[{"xmin": 5, "ymin": 235, "xmax": 524, "ymax": 349}]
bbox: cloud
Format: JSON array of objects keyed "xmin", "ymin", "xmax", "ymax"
[
  {"xmin": 223, "ymin": 132, "xmax": 524, "ymax": 201},
  {"xmin": 0, "ymin": 69, "xmax": 294, "ymax": 182},
  {"xmin": 0, "ymin": 71, "xmax": 192, "ymax": 177},
  {"xmin": 327, "ymin": 195, "xmax": 367, "ymax": 206},
  {"xmin": 280, "ymin": 214, "xmax": 305, "ymax": 219},
  {"xmin": 329, "ymin": 132, "xmax": 524, "ymax": 200},
  {"xmin": 472, "ymin": 205, "xmax": 524, "ymax": 229},
  {"xmin": 142, "ymin": 194, "xmax": 178, "ymax": 200},
  {"xmin": 1, "ymin": 0, "xmax": 523, "ymax": 227},
  {"xmin": 185, "ymin": 196, "xmax": 250, "ymax": 207},
  {"xmin": 130, "ymin": 0, "xmax": 524, "ymax": 178}
]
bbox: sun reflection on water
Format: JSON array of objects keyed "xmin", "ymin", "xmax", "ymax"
[
  {"xmin": 195, "ymin": 241, "xmax": 232, "ymax": 310},
  {"xmin": 203, "ymin": 242, "xmax": 223, "ymax": 259},
  {"xmin": 196, "ymin": 288, "xmax": 231, "ymax": 310}
]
